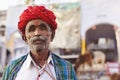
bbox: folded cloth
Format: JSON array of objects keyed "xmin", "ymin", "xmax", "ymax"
[{"xmin": 18, "ymin": 5, "xmax": 57, "ymax": 34}]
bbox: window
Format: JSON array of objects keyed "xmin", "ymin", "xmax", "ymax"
[{"xmin": 0, "ymin": 25, "xmax": 6, "ymax": 36}]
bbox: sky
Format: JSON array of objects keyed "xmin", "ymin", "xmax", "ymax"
[
  {"xmin": 0, "ymin": 0, "xmax": 79, "ymax": 10},
  {"xmin": 0, "ymin": 0, "xmax": 24, "ymax": 10}
]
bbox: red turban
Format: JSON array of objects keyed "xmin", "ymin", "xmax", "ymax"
[{"xmin": 18, "ymin": 5, "xmax": 57, "ymax": 34}]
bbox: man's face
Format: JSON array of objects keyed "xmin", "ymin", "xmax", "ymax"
[{"xmin": 24, "ymin": 19, "xmax": 53, "ymax": 53}]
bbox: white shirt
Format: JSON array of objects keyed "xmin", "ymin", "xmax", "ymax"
[{"xmin": 15, "ymin": 53, "xmax": 57, "ymax": 80}]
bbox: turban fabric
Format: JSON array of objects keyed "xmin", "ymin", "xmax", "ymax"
[{"xmin": 18, "ymin": 5, "xmax": 57, "ymax": 34}]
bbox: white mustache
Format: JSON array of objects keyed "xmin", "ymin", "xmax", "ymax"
[{"xmin": 30, "ymin": 36, "xmax": 47, "ymax": 43}]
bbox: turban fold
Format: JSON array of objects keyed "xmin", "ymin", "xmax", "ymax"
[{"xmin": 18, "ymin": 5, "xmax": 57, "ymax": 34}]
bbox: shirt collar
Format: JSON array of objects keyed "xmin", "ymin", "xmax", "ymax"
[{"xmin": 25, "ymin": 52, "xmax": 53, "ymax": 69}]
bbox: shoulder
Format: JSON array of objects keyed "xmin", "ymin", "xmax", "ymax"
[
  {"xmin": 5, "ymin": 54, "xmax": 28, "ymax": 73},
  {"xmin": 9, "ymin": 54, "xmax": 28, "ymax": 66},
  {"xmin": 51, "ymin": 53, "xmax": 77, "ymax": 80},
  {"xmin": 52, "ymin": 53, "xmax": 72, "ymax": 66},
  {"xmin": 2, "ymin": 54, "xmax": 28, "ymax": 80}
]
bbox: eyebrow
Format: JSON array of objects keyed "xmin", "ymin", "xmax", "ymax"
[
  {"xmin": 28, "ymin": 23, "xmax": 47, "ymax": 28},
  {"xmin": 27, "ymin": 23, "xmax": 51, "ymax": 31},
  {"xmin": 39, "ymin": 23, "xmax": 51, "ymax": 31},
  {"xmin": 39, "ymin": 23, "xmax": 47, "ymax": 27}
]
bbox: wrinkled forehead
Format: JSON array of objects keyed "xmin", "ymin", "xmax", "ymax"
[{"xmin": 25, "ymin": 19, "xmax": 52, "ymax": 31}]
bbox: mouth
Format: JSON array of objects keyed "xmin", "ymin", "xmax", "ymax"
[{"xmin": 33, "ymin": 39, "xmax": 45, "ymax": 44}]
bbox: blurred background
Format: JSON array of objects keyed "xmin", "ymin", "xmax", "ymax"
[{"xmin": 0, "ymin": 0, "xmax": 120, "ymax": 80}]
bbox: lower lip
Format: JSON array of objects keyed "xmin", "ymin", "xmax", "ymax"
[{"xmin": 34, "ymin": 40, "xmax": 44, "ymax": 44}]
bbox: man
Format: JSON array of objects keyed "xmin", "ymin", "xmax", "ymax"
[{"xmin": 2, "ymin": 5, "xmax": 77, "ymax": 80}]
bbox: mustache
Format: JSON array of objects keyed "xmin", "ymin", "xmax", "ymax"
[{"xmin": 30, "ymin": 36, "xmax": 47, "ymax": 43}]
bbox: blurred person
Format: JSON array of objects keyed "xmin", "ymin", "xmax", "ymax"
[
  {"xmin": 75, "ymin": 51, "xmax": 94, "ymax": 74},
  {"xmin": 2, "ymin": 5, "xmax": 77, "ymax": 80},
  {"xmin": 110, "ymin": 73, "xmax": 120, "ymax": 80}
]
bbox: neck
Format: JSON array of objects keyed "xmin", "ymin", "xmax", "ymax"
[{"xmin": 30, "ymin": 50, "xmax": 49, "ymax": 66}]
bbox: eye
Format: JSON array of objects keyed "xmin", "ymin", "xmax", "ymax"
[
  {"xmin": 28, "ymin": 25, "xmax": 36, "ymax": 32},
  {"xmin": 39, "ymin": 23, "xmax": 48, "ymax": 30}
]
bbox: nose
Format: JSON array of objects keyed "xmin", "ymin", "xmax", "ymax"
[{"xmin": 34, "ymin": 28, "xmax": 42, "ymax": 36}]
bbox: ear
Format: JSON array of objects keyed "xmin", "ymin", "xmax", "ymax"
[
  {"xmin": 51, "ymin": 31, "xmax": 55, "ymax": 41},
  {"xmin": 22, "ymin": 34, "xmax": 27, "ymax": 42}
]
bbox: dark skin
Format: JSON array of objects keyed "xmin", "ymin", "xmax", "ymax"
[{"xmin": 22, "ymin": 19, "xmax": 55, "ymax": 66}]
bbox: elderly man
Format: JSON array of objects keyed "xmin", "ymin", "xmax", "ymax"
[{"xmin": 2, "ymin": 5, "xmax": 77, "ymax": 80}]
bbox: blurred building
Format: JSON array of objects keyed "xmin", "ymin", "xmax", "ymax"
[
  {"xmin": 0, "ymin": 10, "xmax": 6, "ymax": 42},
  {"xmin": 0, "ymin": 10, "xmax": 7, "ymax": 75},
  {"xmin": 0, "ymin": 10, "xmax": 6, "ymax": 25}
]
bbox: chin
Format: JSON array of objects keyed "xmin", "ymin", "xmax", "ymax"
[{"xmin": 32, "ymin": 44, "xmax": 47, "ymax": 52}]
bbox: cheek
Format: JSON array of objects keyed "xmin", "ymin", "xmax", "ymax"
[
  {"xmin": 47, "ymin": 32, "xmax": 53, "ymax": 41},
  {"xmin": 25, "ymin": 34, "xmax": 32, "ymax": 43}
]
